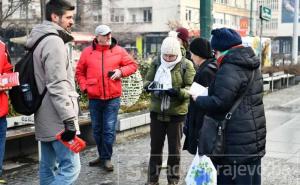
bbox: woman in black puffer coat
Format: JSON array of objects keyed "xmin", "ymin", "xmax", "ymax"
[
  {"xmin": 183, "ymin": 38, "xmax": 217, "ymax": 155},
  {"xmin": 190, "ymin": 28, "xmax": 266, "ymax": 185}
]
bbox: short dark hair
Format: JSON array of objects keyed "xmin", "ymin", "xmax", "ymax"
[{"xmin": 45, "ymin": 0, "xmax": 75, "ymax": 21}]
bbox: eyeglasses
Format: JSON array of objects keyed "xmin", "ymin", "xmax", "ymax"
[{"xmin": 163, "ymin": 54, "xmax": 177, "ymax": 60}]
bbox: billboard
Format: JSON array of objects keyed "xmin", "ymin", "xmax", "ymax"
[
  {"xmin": 281, "ymin": 0, "xmax": 300, "ymax": 23},
  {"xmin": 242, "ymin": 36, "xmax": 272, "ymax": 67}
]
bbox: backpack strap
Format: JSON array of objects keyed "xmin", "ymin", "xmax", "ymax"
[
  {"xmin": 180, "ymin": 59, "xmax": 187, "ymax": 77},
  {"xmin": 29, "ymin": 33, "xmax": 59, "ymax": 51},
  {"xmin": 30, "ymin": 33, "xmax": 59, "ymax": 97}
]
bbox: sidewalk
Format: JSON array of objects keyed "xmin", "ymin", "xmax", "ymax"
[{"xmin": 3, "ymin": 84, "xmax": 300, "ymax": 185}]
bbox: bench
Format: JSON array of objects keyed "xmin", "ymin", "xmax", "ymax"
[
  {"xmin": 270, "ymin": 71, "xmax": 286, "ymax": 91},
  {"xmin": 281, "ymin": 73, "xmax": 296, "ymax": 87},
  {"xmin": 262, "ymin": 73, "xmax": 272, "ymax": 92},
  {"xmin": 6, "ymin": 113, "xmax": 91, "ymax": 141},
  {"xmin": 263, "ymin": 71, "xmax": 296, "ymax": 92}
]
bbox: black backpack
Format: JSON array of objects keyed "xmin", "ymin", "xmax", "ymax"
[{"xmin": 9, "ymin": 33, "xmax": 58, "ymax": 115}]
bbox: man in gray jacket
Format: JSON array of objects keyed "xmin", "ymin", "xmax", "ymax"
[{"xmin": 25, "ymin": 0, "xmax": 80, "ymax": 184}]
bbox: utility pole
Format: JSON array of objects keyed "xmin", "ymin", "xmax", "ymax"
[
  {"xmin": 249, "ymin": 0, "xmax": 254, "ymax": 36},
  {"xmin": 25, "ymin": 0, "xmax": 29, "ymax": 36},
  {"xmin": 200, "ymin": 0, "xmax": 212, "ymax": 40},
  {"xmin": 40, "ymin": 0, "xmax": 46, "ymax": 21},
  {"xmin": 292, "ymin": 0, "xmax": 299, "ymax": 64}
]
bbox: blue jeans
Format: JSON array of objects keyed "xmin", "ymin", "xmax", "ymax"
[
  {"xmin": 39, "ymin": 140, "xmax": 81, "ymax": 185},
  {"xmin": 0, "ymin": 117, "xmax": 7, "ymax": 176},
  {"xmin": 89, "ymin": 98, "xmax": 120, "ymax": 160}
]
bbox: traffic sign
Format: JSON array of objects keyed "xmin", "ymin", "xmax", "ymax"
[{"xmin": 260, "ymin": 5, "xmax": 272, "ymax": 21}]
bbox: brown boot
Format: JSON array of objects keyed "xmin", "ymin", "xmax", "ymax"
[
  {"xmin": 88, "ymin": 158, "xmax": 102, "ymax": 167},
  {"xmin": 103, "ymin": 160, "xmax": 114, "ymax": 171}
]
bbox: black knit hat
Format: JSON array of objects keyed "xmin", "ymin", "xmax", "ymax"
[
  {"xmin": 190, "ymin": 38, "xmax": 213, "ymax": 59},
  {"xmin": 211, "ymin": 28, "xmax": 242, "ymax": 51}
]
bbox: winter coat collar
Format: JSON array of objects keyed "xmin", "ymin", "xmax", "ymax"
[
  {"xmin": 26, "ymin": 21, "xmax": 73, "ymax": 49},
  {"xmin": 217, "ymin": 45, "xmax": 260, "ymax": 70},
  {"xmin": 92, "ymin": 37, "xmax": 118, "ymax": 51}
]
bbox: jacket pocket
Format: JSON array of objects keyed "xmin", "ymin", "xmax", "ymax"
[
  {"xmin": 86, "ymin": 78, "xmax": 100, "ymax": 97},
  {"xmin": 108, "ymin": 79, "xmax": 122, "ymax": 97}
]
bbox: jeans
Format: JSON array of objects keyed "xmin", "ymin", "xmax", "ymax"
[
  {"xmin": 148, "ymin": 116, "xmax": 183, "ymax": 184},
  {"xmin": 89, "ymin": 98, "xmax": 120, "ymax": 160},
  {"xmin": 39, "ymin": 140, "xmax": 81, "ymax": 185},
  {"xmin": 214, "ymin": 159, "xmax": 261, "ymax": 185},
  {"xmin": 0, "ymin": 117, "xmax": 7, "ymax": 176}
]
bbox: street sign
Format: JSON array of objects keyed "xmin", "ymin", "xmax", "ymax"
[{"xmin": 260, "ymin": 5, "xmax": 272, "ymax": 21}]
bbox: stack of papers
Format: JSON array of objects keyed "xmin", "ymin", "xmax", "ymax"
[{"xmin": 188, "ymin": 82, "xmax": 208, "ymax": 97}]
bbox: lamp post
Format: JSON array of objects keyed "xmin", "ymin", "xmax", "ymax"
[
  {"xmin": 292, "ymin": 0, "xmax": 299, "ymax": 64},
  {"xmin": 200, "ymin": 0, "xmax": 212, "ymax": 40},
  {"xmin": 249, "ymin": 0, "xmax": 254, "ymax": 36}
]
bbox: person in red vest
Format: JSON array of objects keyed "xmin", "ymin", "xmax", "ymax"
[{"xmin": 0, "ymin": 40, "xmax": 12, "ymax": 184}]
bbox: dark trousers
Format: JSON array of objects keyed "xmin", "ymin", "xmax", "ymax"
[
  {"xmin": 214, "ymin": 159, "xmax": 261, "ymax": 185},
  {"xmin": 147, "ymin": 117, "xmax": 183, "ymax": 184}
]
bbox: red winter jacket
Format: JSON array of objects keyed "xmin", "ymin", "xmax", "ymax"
[
  {"xmin": 76, "ymin": 38, "xmax": 138, "ymax": 100},
  {"xmin": 0, "ymin": 41, "xmax": 12, "ymax": 117}
]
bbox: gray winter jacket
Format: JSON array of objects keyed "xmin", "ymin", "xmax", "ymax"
[{"xmin": 26, "ymin": 21, "xmax": 79, "ymax": 142}]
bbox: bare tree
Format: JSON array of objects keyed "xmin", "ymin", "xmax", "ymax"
[{"xmin": 0, "ymin": 0, "xmax": 32, "ymax": 28}]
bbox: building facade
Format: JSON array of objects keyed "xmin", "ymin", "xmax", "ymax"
[{"xmin": 257, "ymin": 0, "xmax": 300, "ymax": 62}]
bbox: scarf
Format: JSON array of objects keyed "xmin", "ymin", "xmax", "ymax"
[{"xmin": 154, "ymin": 54, "xmax": 182, "ymax": 111}]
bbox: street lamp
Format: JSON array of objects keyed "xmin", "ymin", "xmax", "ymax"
[{"xmin": 249, "ymin": 0, "xmax": 254, "ymax": 36}]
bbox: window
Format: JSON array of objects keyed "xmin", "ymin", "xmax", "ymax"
[
  {"xmin": 110, "ymin": 8, "xmax": 125, "ymax": 23},
  {"xmin": 132, "ymin": 14, "xmax": 136, "ymax": 23},
  {"xmin": 143, "ymin": 8, "xmax": 152, "ymax": 22},
  {"xmin": 186, "ymin": 9, "xmax": 192, "ymax": 21}
]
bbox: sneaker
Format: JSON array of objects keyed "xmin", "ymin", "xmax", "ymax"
[
  {"xmin": 0, "ymin": 176, "xmax": 7, "ymax": 184},
  {"xmin": 88, "ymin": 158, "xmax": 102, "ymax": 167},
  {"xmin": 103, "ymin": 160, "xmax": 114, "ymax": 172}
]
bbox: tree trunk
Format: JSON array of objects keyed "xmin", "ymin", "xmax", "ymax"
[{"xmin": 40, "ymin": 0, "xmax": 45, "ymax": 22}]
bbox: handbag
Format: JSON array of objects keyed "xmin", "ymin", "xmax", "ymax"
[{"xmin": 198, "ymin": 71, "xmax": 255, "ymax": 156}]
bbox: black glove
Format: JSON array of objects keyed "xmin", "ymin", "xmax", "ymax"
[
  {"xmin": 61, "ymin": 118, "xmax": 76, "ymax": 142},
  {"xmin": 165, "ymin": 88, "xmax": 180, "ymax": 97},
  {"xmin": 143, "ymin": 85, "xmax": 151, "ymax": 93}
]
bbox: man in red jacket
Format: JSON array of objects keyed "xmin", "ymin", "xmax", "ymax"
[
  {"xmin": 76, "ymin": 25, "xmax": 137, "ymax": 171},
  {"xmin": 0, "ymin": 40, "xmax": 12, "ymax": 184}
]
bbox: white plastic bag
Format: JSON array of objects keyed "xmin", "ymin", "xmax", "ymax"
[{"xmin": 185, "ymin": 155, "xmax": 217, "ymax": 185}]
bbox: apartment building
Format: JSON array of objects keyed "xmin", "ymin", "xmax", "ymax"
[
  {"xmin": 96, "ymin": 0, "xmax": 201, "ymax": 55},
  {"xmin": 213, "ymin": 0, "xmax": 256, "ymax": 36},
  {"xmin": 257, "ymin": 0, "xmax": 300, "ymax": 58}
]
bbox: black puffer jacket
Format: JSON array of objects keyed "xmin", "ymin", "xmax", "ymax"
[
  {"xmin": 183, "ymin": 59, "xmax": 217, "ymax": 155},
  {"xmin": 195, "ymin": 46, "xmax": 266, "ymax": 164}
]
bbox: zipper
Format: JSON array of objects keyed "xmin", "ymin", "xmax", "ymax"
[
  {"xmin": 218, "ymin": 125, "xmax": 222, "ymax": 136},
  {"xmin": 101, "ymin": 51, "xmax": 106, "ymax": 98}
]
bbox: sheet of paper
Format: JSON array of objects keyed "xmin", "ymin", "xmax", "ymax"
[{"xmin": 188, "ymin": 82, "xmax": 208, "ymax": 96}]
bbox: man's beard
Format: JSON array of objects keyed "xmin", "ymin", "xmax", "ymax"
[{"xmin": 58, "ymin": 19, "xmax": 72, "ymax": 33}]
